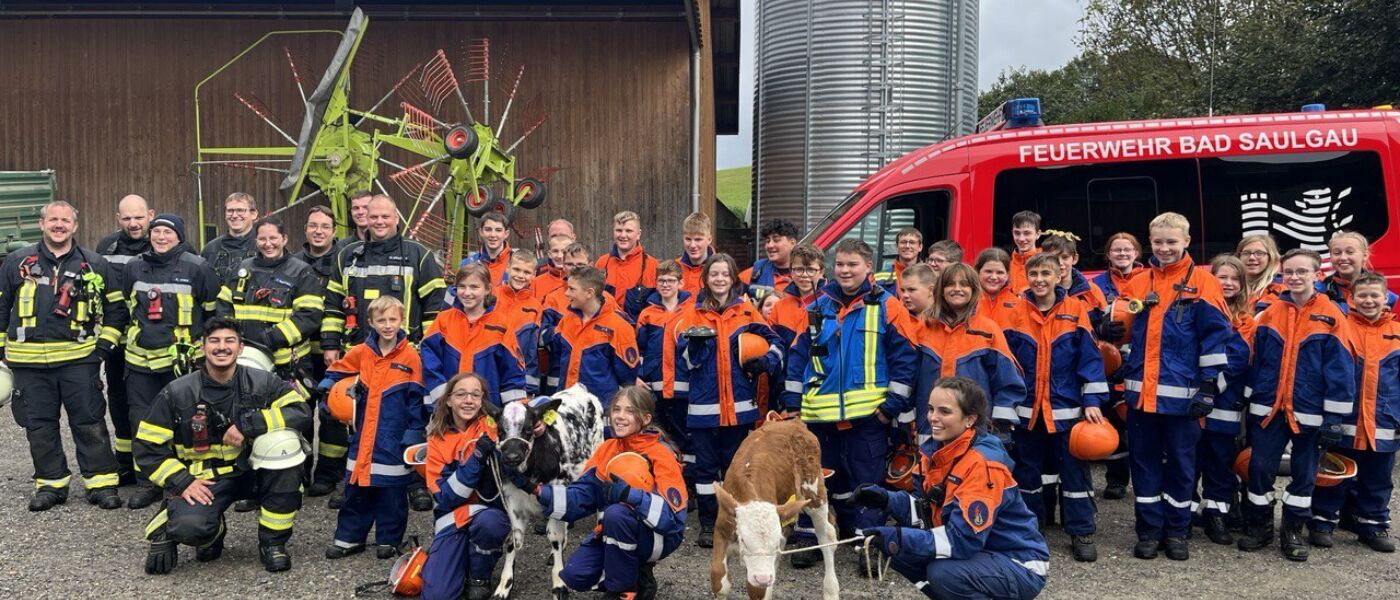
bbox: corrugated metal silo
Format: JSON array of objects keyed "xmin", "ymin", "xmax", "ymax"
[{"xmin": 754, "ymin": 0, "xmax": 979, "ymax": 232}]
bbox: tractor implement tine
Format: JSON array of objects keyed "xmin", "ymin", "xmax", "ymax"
[
  {"xmin": 496, "ymin": 65, "xmax": 525, "ymax": 135},
  {"xmin": 284, "ymin": 46, "xmax": 307, "ymax": 103},
  {"xmin": 261, "ymin": 188, "xmax": 325, "ymax": 219},
  {"xmin": 366, "ymin": 62, "xmax": 423, "ymax": 117},
  {"xmin": 234, "ymin": 92, "xmax": 297, "ymax": 144},
  {"xmin": 372, "ymin": 179, "xmax": 410, "ymax": 224},
  {"xmin": 505, "ymin": 114, "xmax": 546, "ymax": 154}
]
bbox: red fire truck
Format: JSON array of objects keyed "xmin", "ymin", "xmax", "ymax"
[{"xmin": 804, "ymin": 99, "xmax": 1399, "ymax": 288}]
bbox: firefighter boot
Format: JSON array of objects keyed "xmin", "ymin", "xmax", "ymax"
[
  {"xmin": 466, "ymin": 579, "xmax": 494, "ymax": 600},
  {"xmin": 636, "ymin": 562, "xmax": 657, "ymax": 600},
  {"xmin": 260, "ymin": 544, "xmax": 292, "ymax": 572},
  {"xmin": 1308, "ymin": 527, "xmax": 1334, "ymax": 548},
  {"xmin": 1280, "ymin": 518, "xmax": 1308, "ymax": 562},
  {"xmin": 28, "ymin": 488, "xmax": 68, "ymax": 512},
  {"xmin": 1203, "ymin": 513, "xmax": 1234, "ymax": 545},
  {"xmin": 145, "ymin": 536, "xmax": 179, "ymax": 575},
  {"xmin": 196, "ymin": 527, "xmax": 226, "ymax": 562},
  {"xmin": 1162, "ymin": 537, "xmax": 1189, "ymax": 561},
  {"xmin": 234, "ymin": 498, "xmax": 258, "ymax": 512},
  {"xmin": 1237, "ymin": 515, "xmax": 1275, "ymax": 551},
  {"xmin": 1360, "ymin": 530, "xmax": 1397, "ymax": 553},
  {"xmin": 127, "ymin": 484, "xmax": 163, "ymax": 510},
  {"xmin": 695, "ymin": 524, "xmax": 714, "ymax": 549},
  {"xmin": 307, "ymin": 480, "xmax": 336, "ymax": 498},
  {"xmin": 87, "ymin": 488, "xmax": 122, "ymax": 510},
  {"xmin": 1071, "ymin": 535, "xmax": 1098, "ymax": 562}
]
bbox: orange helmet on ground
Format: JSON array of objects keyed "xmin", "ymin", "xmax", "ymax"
[
  {"xmin": 1316, "ymin": 452, "xmax": 1358, "ymax": 487},
  {"xmin": 328, "ymin": 377, "xmax": 359, "ymax": 427},
  {"xmin": 1234, "ymin": 448, "xmax": 1251, "ymax": 480},
  {"xmin": 1098, "ymin": 341, "xmax": 1122, "ymax": 377},
  {"xmin": 388, "ymin": 546, "xmax": 428, "ymax": 596},
  {"xmin": 602, "ymin": 452, "xmax": 656, "ymax": 492},
  {"xmin": 402, "ymin": 443, "xmax": 429, "ymax": 481},
  {"xmin": 736, "ymin": 332, "xmax": 769, "ymax": 366},
  {"xmin": 885, "ymin": 443, "xmax": 919, "ymax": 491},
  {"xmin": 1068, "ymin": 419, "xmax": 1119, "ymax": 461}
]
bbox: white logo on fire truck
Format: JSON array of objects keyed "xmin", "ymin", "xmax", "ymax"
[{"xmin": 1241, "ymin": 187, "xmax": 1353, "ymax": 261}]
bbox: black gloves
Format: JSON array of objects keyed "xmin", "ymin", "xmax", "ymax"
[
  {"xmin": 853, "ymin": 484, "xmax": 889, "ymax": 509},
  {"xmin": 1319, "ymin": 424, "xmax": 1344, "ymax": 448},
  {"xmin": 1098, "ymin": 319, "xmax": 1126, "ymax": 343},
  {"xmin": 993, "ymin": 420, "xmax": 1016, "ymax": 453},
  {"xmin": 1189, "ymin": 380, "xmax": 1218, "ymax": 418},
  {"xmin": 472, "ymin": 435, "xmax": 496, "ymax": 460}
]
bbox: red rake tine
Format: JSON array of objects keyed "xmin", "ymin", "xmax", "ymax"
[
  {"xmin": 283, "ymin": 46, "xmax": 307, "ymax": 103},
  {"xmin": 367, "ymin": 62, "xmax": 423, "ymax": 117},
  {"xmin": 233, "ymin": 92, "xmax": 296, "ymax": 144},
  {"xmin": 496, "ymin": 65, "xmax": 525, "ymax": 134}
]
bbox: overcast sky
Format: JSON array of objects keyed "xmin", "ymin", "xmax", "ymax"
[{"xmin": 717, "ymin": 0, "xmax": 1084, "ymax": 168}]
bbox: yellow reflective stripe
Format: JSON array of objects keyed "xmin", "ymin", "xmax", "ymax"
[
  {"xmin": 327, "ymin": 279, "xmax": 347, "ymax": 295},
  {"xmin": 202, "ymin": 301, "xmax": 217, "ymax": 312},
  {"xmin": 6, "ymin": 339, "xmax": 97, "ymax": 364},
  {"xmin": 417, "ymin": 277, "xmax": 445, "ymax": 297},
  {"xmin": 83, "ymin": 472, "xmax": 119, "ymax": 489},
  {"xmin": 217, "ymin": 286, "xmax": 234, "ymax": 303},
  {"xmin": 17, "ymin": 280, "xmax": 35, "ymax": 319},
  {"xmin": 231, "ymin": 304, "xmax": 293, "ymax": 322},
  {"xmin": 317, "ymin": 442, "xmax": 348, "ymax": 458},
  {"xmin": 176, "ymin": 293, "xmax": 193, "ymax": 326},
  {"xmin": 150, "ymin": 458, "xmax": 186, "ymax": 486},
  {"xmin": 864, "ymin": 305, "xmax": 879, "ymax": 386},
  {"xmin": 801, "ymin": 386, "xmax": 888, "ymax": 422},
  {"xmin": 144, "ymin": 508, "xmax": 169, "ymax": 539},
  {"xmin": 136, "ymin": 422, "xmax": 175, "ymax": 445},
  {"xmin": 105, "ymin": 290, "xmax": 124, "ymax": 303},
  {"xmin": 275, "ymin": 320, "xmax": 301, "ymax": 346},
  {"xmin": 272, "ymin": 391, "xmax": 303, "ymax": 409},
  {"xmin": 113, "ymin": 437, "xmax": 132, "ymax": 453},
  {"xmin": 292, "ymin": 294, "xmax": 323, "ymax": 311},
  {"xmin": 262, "ymin": 408, "xmax": 286, "ymax": 431},
  {"xmin": 35, "ymin": 475, "xmax": 72, "ymax": 489},
  {"xmin": 259, "ymin": 508, "xmax": 296, "ymax": 531},
  {"xmin": 174, "ymin": 445, "xmax": 243, "ymax": 462},
  {"xmin": 322, "ymin": 316, "xmax": 345, "ymax": 334},
  {"xmin": 100, "ymin": 325, "xmax": 121, "ymax": 346}
]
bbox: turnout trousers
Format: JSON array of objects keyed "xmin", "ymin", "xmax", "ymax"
[
  {"xmin": 889, "ymin": 551, "xmax": 1046, "ymax": 600},
  {"xmin": 144, "ymin": 466, "xmax": 304, "ymax": 547},
  {"xmin": 104, "ymin": 349, "xmax": 134, "ymax": 482},
  {"xmin": 125, "ymin": 369, "xmax": 179, "ymax": 492},
  {"xmin": 691, "ymin": 425, "xmax": 748, "ymax": 528},
  {"xmin": 1012, "ymin": 425, "xmax": 1096, "ymax": 535},
  {"xmin": 1245, "ymin": 417, "xmax": 1322, "ymax": 526},
  {"xmin": 1195, "ymin": 430, "xmax": 1240, "ymax": 517},
  {"xmin": 333, "ymin": 484, "xmax": 409, "ymax": 548},
  {"xmin": 1312, "ymin": 447, "xmax": 1396, "ymax": 535},
  {"xmin": 304, "ymin": 356, "xmax": 348, "ymax": 487},
  {"xmin": 1127, "ymin": 409, "xmax": 1201, "ymax": 540},
  {"xmin": 13, "ymin": 362, "xmax": 120, "ymax": 493},
  {"xmin": 560, "ymin": 503, "xmax": 682, "ymax": 594},
  {"xmin": 420, "ymin": 507, "xmax": 511, "ymax": 600}
]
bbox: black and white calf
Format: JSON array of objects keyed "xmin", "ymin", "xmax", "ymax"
[{"xmin": 494, "ymin": 384, "xmax": 605, "ymax": 600}]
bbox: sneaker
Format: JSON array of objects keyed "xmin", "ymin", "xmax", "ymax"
[
  {"xmin": 259, "ymin": 544, "xmax": 292, "ymax": 573},
  {"xmin": 696, "ymin": 524, "xmax": 714, "ymax": 549},
  {"xmin": 1162, "ymin": 537, "xmax": 1189, "ymax": 561},
  {"xmin": 127, "ymin": 485, "xmax": 163, "ymax": 510},
  {"xmin": 1102, "ymin": 483, "xmax": 1127, "ymax": 500},
  {"xmin": 787, "ymin": 537, "xmax": 820, "ymax": 569},
  {"xmin": 28, "ymin": 489, "xmax": 68, "ymax": 512},
  {"xmin": 327, "ymin": 489, "xmax": 345, "ymax": 510},
  {"xmin": 1308, "ymin": 528, "xmax": 1334, "ymax": 548},
  {"xmin": 306, "ymin": 480, "xmax": 337, "ymax": 498},
  {"xmin": 1280, "ymin": 522, "xmax": 1308, "ymax": 562},
  {"xmin": 196, "ymin": 530, "xmax": 226, "ymax": 562},
  {"xmin": 1203, "ymin": 514, "xmax": 1234, "ymax": 545},
  {"xmin": 1133, "ymin": 539, "xmax": 1158, "ymax": 560},
  {"xmin": 409, "ymin": 486, "xmax": 433, "ymax": 512},
  {"xmin": 87, "ymin": 488, "xmax": 122, "ymax": 510},
  {"xmin": 1359, "ymin": 531, "xmax": 1397, "ymax": 553},
  {"xmin": 234, "ymin": 499, "xmax": 258, "ymax": 513},
  {"xmin": 1071, "ymin": 535, "xmax": 1098, "ymax": 562},
  {"xmin": 325, "ymin": 543, "xmax": 366, "ymax": 560},
  {"xmin": 144, "ymin": 538, "xmax": 178, "ymax": 575}
]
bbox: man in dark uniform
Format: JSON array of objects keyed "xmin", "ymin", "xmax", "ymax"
[
  {"xmin": 96, "ymin": 193, "xmax": 155, "ymax": 485},
  {"xmin": 294, "ymin": 206, "xmax": 348, "ymax": 505},
  {"xmin": 201, "ymin": 192, "xmax": 259, "ymax": 283},
  {"xmin": 0, "ymin": 201, "xmax": 129, "ymax": 511}
]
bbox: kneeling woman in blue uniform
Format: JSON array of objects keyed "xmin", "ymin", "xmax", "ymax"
[
  {"xmin": 533, "ymin": 386, "xmax": 687, "ymax": 600},
  {"xmin": 420, "ymin": 373, "xmax": 510, "ymax": 600},
  {"xmin": 857, "ymin": 377, "xmax": 1049, "ymax": 600}
]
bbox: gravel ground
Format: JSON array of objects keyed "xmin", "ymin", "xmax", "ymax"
[{"xmin": 0, "ymin": 407, "xmax": 1397, "ymax": 599}]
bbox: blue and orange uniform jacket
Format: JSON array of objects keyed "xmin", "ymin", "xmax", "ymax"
[
  {"xmin": 324, "ymin": 333, "xmax": 427, "ymax": 487},
  {"xmin": 740, "ymin": 257, "xmax": 792, "ymax": 296},
  {"xmin": 637, "ymin": 291, "xmax": 693, "ymax": 400},
  {"xmin": 1065, "ymin": 268, "xmax": 1108, "ymax": 330},
  {"xmin": 460, "ymin": 242, "xmax": 513, "ymax": 285},
  {"xmin": 1322, "ymin": 272, "xmax": 1398, "ymax": 313},
  {"xmin": 976, "ymin": 286, "xmax": 1020, "ymax": 328},
  {"xmin": 538, "ymin": 431, "xmax": 688, "ymax": 538},
  {"xmin": 874, "ymin": 260, "xmax": 914, "ymax": 295},
  {"xmin": 876, "ymin": 429, "xmax": 1050, "ymax": 576},
  {"xmin": 1343, "ymin": 309, "xmax": 1400, "ymax": 452},
  {"xmin": 1092, "ymin": 264, "xmax": 1141, "ymax": 302},
  {"xmin": 769, "ymin": 281, "xmax": 822, "ymax": 348},
  {"xmin": 1118, "ymin": 256, "xmax": 1233, "ymax": 416},
  {"xmin": 781, "ymin": 279, "xmax": 918, "ymax": 423},
  {"xmin": 597, "ymin": 245, "xmax": 658, "ymax": 318},
  {"xmin": 1008, "ymin": 248, "xmax": 1040, "ymax": 293},
  {"xmin": 671, "ymin": 293, "xmax": 784, "ymax": 429},
  {"xmin": 1206, "ymin": 310, "xmax": 1255, "ymax": 435},
  {"xmin": 427, "ymin": 414, "xmax": 502, "ymax": 535},
  {"xmin": 494, "ymin": 282, "xmax": 544, "ymax": 392},
  {"xmin": 910, "ymin": 312, "xmax": 1026, "ymax": 440},
  {"xmin": 533, "ymin": 263, "xmax": 567, "ymax": 302},
  {"xmin": 540, "ymin": 288, "xmax": 624, "ymax": 394},
  {"xmin": 543, "ymin": 300, "xmax": 639, "ymax": 408},
  {"xmin": 1004, "ymin": 289, "xmax": 1109, "ymax": 433},
  {"xmin": 1249, "ymin": 275, "xmax": 1289, "ymax": 314},
  {"xmin": 421, "ymin": 298, "xmax": 529, "ymax": 408},
  {"xmin": 677, "ymin": 249, "xmax": 714, "ymax": 295},
  {"xmin": 1247, "ymin": 291, "xmax": 1356, "ymax": 432}
]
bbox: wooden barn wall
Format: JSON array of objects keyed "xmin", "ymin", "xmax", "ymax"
[{"xmin": 0, "ymin": 17, "xmax": 695, "ymax": 259}]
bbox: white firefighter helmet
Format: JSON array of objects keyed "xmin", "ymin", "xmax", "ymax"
[
  {"xmin": 249, "ymin": 429, "xmax": 307, "ymax": 470},
  {"xmin": 0, "ymin": 362, "xmax": 12, "ymax": 409},
  {"xmin": 237, "ymin": 346, "xmax": 276, "ymax": 373}
]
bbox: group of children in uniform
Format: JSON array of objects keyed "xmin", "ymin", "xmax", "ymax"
[{"xmin": 307, "ymin": 205, "xmax": 1397, "ymax": 600}]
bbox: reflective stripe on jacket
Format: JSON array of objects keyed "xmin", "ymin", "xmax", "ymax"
[{"xmin": 1247, "ymin": 291, "xmax": 1355, "ymax": 433}]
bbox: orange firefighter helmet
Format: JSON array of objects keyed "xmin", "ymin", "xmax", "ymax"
[{"xmin": 1068, "ymin": 419, "xmax": 1119, "ymax": 461}]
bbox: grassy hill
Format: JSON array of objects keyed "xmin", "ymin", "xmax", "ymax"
[{"xmin": 716, "ymin": 165, "xmax": 751, "ymax": 222}]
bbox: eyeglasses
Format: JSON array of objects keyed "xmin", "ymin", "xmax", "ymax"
[
  {"xmin": 450, "ymin": 389, "xmax": 485, "ymax": 400},
  {"xmin": 1239, "ymin": 250, "xmax": 1269, "ymax": 259},
  {"xmin": 225, "ymin": 208, "xmax": 253, "ymax": 215},
  {"xmin": 1281, "ymin": 268, "xmax": 1315, "ymax": 277},
  {"xmin": 792, "ymin": 267, "xmax": 822, "ymax": 276},
  {"xmin": 655, "ymin": 277, "xmax": 680, "ymax": 286}
]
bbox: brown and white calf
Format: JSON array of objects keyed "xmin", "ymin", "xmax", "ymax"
[{"xmin": 710, "ymin": 418, "xmax": 840, "ymax": 600}]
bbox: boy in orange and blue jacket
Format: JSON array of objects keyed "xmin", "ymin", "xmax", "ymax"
[
  {"xmin": 321, "ymin": 296, "xmax": 427, "ymax": 560},
  {"xmin": 637, "ymin": 260, "xmax": 694, "ymax": 467},
  {"xmin": 542, "ymin": 266, "xmax": 639, "ymax": 409}
]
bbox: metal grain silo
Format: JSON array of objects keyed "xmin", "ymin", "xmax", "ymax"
[{"xmin": 754, "ymin": 0, "xmax": 978, "ymax": 231}]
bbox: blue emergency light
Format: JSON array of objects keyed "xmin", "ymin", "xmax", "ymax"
[
  {"xmin": 976, "ymin": 98, "xmax": 1043, "ymax": 133},
  {"xmin": 1301, "ymin": 103, "xmax": 1326, "ymax": 112}
]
